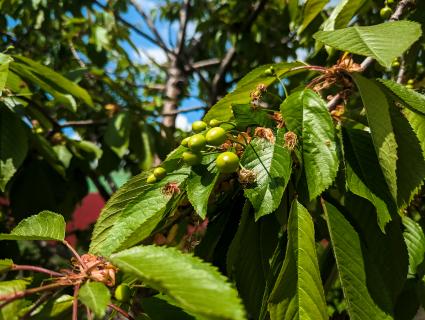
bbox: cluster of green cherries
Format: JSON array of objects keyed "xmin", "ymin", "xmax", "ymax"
[{"xmin": 146, "ymin": 119, "xmax": 240, "ymax": 184}]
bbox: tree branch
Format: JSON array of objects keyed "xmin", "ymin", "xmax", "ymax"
[
  {"xmin": 108, "ymin": 303, "xmax": 135, "ymax": 320},
  {"xmin": 72, "ymin": 283, "xmax": 80, "ymax": 320},
  {"xmin": 12, "ymin": 264, "xmax": 64, "ymax": 277},
  {"xmin": 329, "ymin": 0, "xmax": 415, "ymax": 110},
  {"xmin": 162, "ymin": 105, "xmax": 207, "ymax": 116},
  {"xmin": 129, "ymin": 0, "xmax": 171, "ymax": 60},
  {"xmin": 191, "ymin": 58, "xmax": 221, "ymax": 70},
  {"xmin": 59, "ymin": 119, "xmax": 107, "ymax": 128},
  {"xmin": 176, "ymin": 0, "xmax": 191, "ymax": 56}
]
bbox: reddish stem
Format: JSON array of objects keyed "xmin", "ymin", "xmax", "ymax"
[
  {"xmin": 72, "ymin": 283, "xmax": 80, "ymax": 320},
  {"xmin": 12, "ymin": 264, "xmax": 64, "ymax": 277},
  {"xmin": 0, "ymin": 282, "xmax": 67, "ymax": 309},
  {"xmin": 109, "ymin": 303, "xmax": 135, "ymax": 320},
  {"xmin": 62, "ymin": 240, "xmax": 87, "ymax": 271}
]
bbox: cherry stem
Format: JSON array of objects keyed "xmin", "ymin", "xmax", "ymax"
[
  {"xmin": 72, "ymin": 283, "xmax": 81, "ymax": 320},
  {"xmin": 109, "ymin": 303, "xmax": 135, "ymax": 320},
  {"xmin": 0, "ymin": 282, "xmax": 67, "ymax": 309},
  {"xmin": 85, "ymin": 305, "xmax": 93, "ymax": 320},
  {"xmin": 12, "ymin": 264, "xmax": 64, "ymax": 277},
  {"xmin": 62, "ymin": 240, "xmax": 87, "ymax": 271}
]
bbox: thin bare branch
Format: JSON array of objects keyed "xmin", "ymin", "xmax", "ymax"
[
  {"xmin": 59, "ymin": 119, "xmax": 107, "ymax": 128},
  {"xmin": 162, "ymin": 105, "xmax": 207, "ymax": 116},
  {"xmin": 176, "ymin": 0, "xmax": 191, "ymax": 56},
  {"xmin": 191, "ymin": 58, "xmax": 221, "ymax": 70},
  {"xmin": 130, "ymin": 0, "xmax": 171, "ymax": 60},
  {"xmin": 72, "ymin": 283, "xmax": 80, "ymax": 320},
  {"xmin": 109, "ymin": 303, "xmax": 135, "ymax": 320},
  {"xmin": 12, "ymin": 264, "xmax": 64, "ymax": 277},
  {"xmin": 68, "ymin": 41, "xmax": 86, "ymax": 69},
  {"xmin": 62, "ymin": 240, "xmax": 87, "ymax": 271}
]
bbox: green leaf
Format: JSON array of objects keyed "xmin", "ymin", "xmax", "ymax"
[
  {"xmin": 227, "ymin": 202, "xmax": 279, "ymax": 319},
  {"xmin": 0, "ymin": 211, "xmax": 65, "ymax": 241},
  {"xmin": 0, "ymin": 106, "xmax": 28, "ymax": 191},
  {"xmin": 141, "ymin": 295, "xmax": 195, "ymax": 320},
  {"xmin": 352, "ymin": 74, "xmax": 398, "ymax": 200},
  {"xmin": 12, "ymin": 55, "xmax": 93, "ymax": 107},
  {"xmin": 78, "ymin": 282, "xmax": 110, "ymax": 319},
  {"xmin": 379, "ymin": 79, "xmax": 425, "ymax": 114},
  {"xmin": 322, "ymin": 0, "xmax": 367, "ymax": 31},
  {"xmin": 390, "ymin": 106, "xmax": 425, "ymax": 208},
  {"xmin": 32, "ymin": 295, "xmax": 73, "ymax": 320},
  {"xmin": 299, "ymin": 0, "xmax": 329, "ymax": 34},
  {"xmin": 323, "ymin": 201, "xmax": 395, "ymax": 319},
  {"xmin": 241, "ymin": 129, "xmax": 292, "ymax": 219},
  {"xmin": 232, "ymin": 104, "xmax": 275, "ymax": 130},
  {"xmin": 343, "ymin": 128, "xmax": 396, "ymax": 231},
  {"xmin": 281, "ymin": 89, "xmax": 339, "ymax": 200},
  {"xmin": 104, "ymin": 112, "xmax": 131, "ymax": 158},
  {"xmin": 314, "ymin": 21, "xmax": 422, "ymax": 67},
  {"xmin": 111, "ymin": 245, "xmax": 246, "ymax": 320},
  {"xmin": 90, "ymin": 166, "xmax": 190, "ymax": 256},
  {"xmin": 187, "ymin": 154, "xmax": 220, "ymax": 219},
  {"xmin": 0, "ymin": 259, "xmax": 13, "ymax": 273},
  {"xmin": 0, "ymin": 54, "xmax": 13, "ymax": 95},
  {"xmin": 204, "ymin": 62, "xmax": 304, "ymax": 123},
  {"xmin": 404, "ymin": 109, "xmax": 425, "ymax": 158},
  {"xmin": 403, "ymin": 217, "xmax": 425, "ymax": 278},
  {"xmin": 268, "ymin": 200, "xmax": 327, "ymax": 320},
  {"xmin": 0, "ymin": 279, "xmax": 28, "ymax": 320}
]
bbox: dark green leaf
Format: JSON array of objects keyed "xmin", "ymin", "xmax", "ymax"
[
  {"xmin": 12, "ymin": 55, "xmax": 93, "ymax": 107},
  {"xmin": 0, "ymin": 279, "xmax": 28, "ymax": 320},
  {"xmin": 141, "ymin": 295, "xmax": 195, "ymax": 320},
  {"xmin": 111, "ymin": 245, "xmax": 246, "ymax": 320},
  {"xmin": 32, "ymin": 295, "xmax": 73, "ymax": 320},
  {"xmin": 90, "ymin": 166, "xmax": 190, "ymax": 256},
  {"xmin": 104, "ymin": 112, "xmax": 131, "ymax": 158},
  {"xmin": 204, "ymin": 62, "xmax": 304, "ymax": 123},
  {"xmin": 299, "ymin": 0, "xmax": 329, "ymax": 34},
  {"xmin": 187, "ymin": 154, "xmax": 220, "ymax": 219},
  {"xmin": 0, "ymin": 106, "xmax": 28, "ymax": 191},
  {"xmin": 403, "ymin": 217, "xmax": 425, "ymax": 278},
  {"xmin": 379, "ymin": 79, "xmax": 425, "ymax": 114},
  {"xmin": 343, "ymin": 128, "xmax": 396, "ymax": 231},
  {"xmin": 314, "ymin": 21, "xmax": 422, "ymax": 67},
  {"xmin": 281, "ymin": 89, "xmax": 339, "ymax": 200},
  {"xmin": 78, "ymin": 282, "xmax": 110, "ymax": 318},
  {"xmin": 241, "ymin": 129, "xmax": 292, "ymax": 219},
  {"xmin": 352, "ymin": 74, "xmax": 398, "ymax": 200},
  {"xmin": 0, "ymin": 54, "xmax": 13, "ymax": 95},
  {"xmin": 404, "ymin": 109, "xmax": 425, "ymax": 158},
  {"xmin": 322, "ymin": 0, "xmax": 367, "ymax": 31},
  {"xmin": 268, "ymin": 200, "xmax": 327, "ymax": 320},
  {"xmin": 0, "ymin": 211, "xmax": 65, "ymax": 241},
  {"xmin": 232, "ymin": 104, "xmax": 275, "ymax": 129}
]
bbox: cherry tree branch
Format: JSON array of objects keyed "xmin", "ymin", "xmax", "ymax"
[
  {"xmin": 109, "ymin": 303, "xmax": 135, "ymax": 320},
  {"xmin": 12, "ymin": 264, "xmax": 64, "ymax": 277},
  {"xmin": 176, "ymin": 0, "xmax": 191, "ymax": 56},
  {"xmin": 72, "ymin": 283, "xmax": 80, "ymax": 320},
  {"xmin": 328, "ymin": 0, "xmax": 416, "ymax": 110},
  {"xmin": 162, "ymin": 105, "xmax": 207, "ymax": 116}
]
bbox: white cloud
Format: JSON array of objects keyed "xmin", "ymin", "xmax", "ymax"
[
  {"xmin": 175, "ymin": 114, "xmax": 191, "ymax": 132},
  {"xmin": 135, "ymin": 47, "xmax": 168, "ymax": 65}
]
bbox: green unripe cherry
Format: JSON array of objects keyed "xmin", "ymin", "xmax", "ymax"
[
  {"xmin": 406, "ymin": 84, "xmax": 414, "ymax": 89},
  {"xmin": 407, "ymin": 79, "xmax": 415, "ymax": 85},
  {"xmin": 188, "ymin": 134, "xmax": 207, "ymax": 152},
  {"xmin": 206, "ymin": 127, "xmax": 227, "ymax": 146},
  {"xmin": 391, "ymin": 60, "xmax": 400, "ymax": 68},
  {"xmin": 182, "ymin": 151, "xmax": 202, "ymax": 166},
  {"xmin": 264, "ymin": 66, "xmax": 275, "ymax": 76},
  {"xmin": 153, "ymin": 167, "xmax": 167, "ymax": 179},
  {"xmin": 181, "ymin": 137, "xmax": 190, "ymax": 147},
  {"xmin": 216, "ymin": 152, "xmax": 240, "ymax": 173},
  {"xmin": 209, "ymin": 119, "xmax": 221, "ymax": 127},
  {"xmin": 192, "ymin": 120, "xmax": 207, "ymax": 132},
  {"xmin": 146, "ymin": 174, "xmax": 157, "ymax": 184},
  {"xmin": 114, "ymin": 284, "xmax": 131, "ymax": 302},
  {"xmin": 380, "ymin": 6, "xmax": 392, "ymax": 19}
]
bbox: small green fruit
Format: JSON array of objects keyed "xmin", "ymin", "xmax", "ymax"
[
  {"xmin": 386, "ymin": 0, "xmax": 394, "ymax": 4},
  {"xmin": 181, "ymin": 137, "xmax": 190, "ymax": 147},
  {"xmin": 206, "ymin": 127, "xmax": 227, "ymax": 146},
  {"xmin": 216, "ymin": 152, "xmax": 239, "ymax": 173},
  {"xmin": 380, "ymin": 6, "xmax": 392, "ymax": 19},
  {"xmin": 391, "ymin": 60, "xmax": 400, "ymax": 68},
  {"xmin": 188, "ymin": 134, "xmax": 207, "ymax": 152},
  {"xmin": 209, "ymin": 119, "xmax": 221, "ymax": 127},
  {"xmin": 153, "ymin": 167, "xmax": 167, "ymax": 179},
  {"xmin": 114, "ymin": 284, "xmax": 131, "ymax": 302},
  {"xmin": 182, "ymin": 151, "xmax": 202, "ymax": 166},
  {"xmin": 264, "ymin": 66, "xmax": 275, "ymax": 76},
  {"xmin": 406, "ymin": 84, "xmax": 414, "ymax": 89},
  {"xmin": 407, "ymin": 79, "xmax": 415, "ymax": 85},
  {"xmin": 192, "ymin": 120, "xmax": 207, "ymax": 132},
  {"xmin": 146, "ymin": 174, "xmax": 157, "ymax": 184}
]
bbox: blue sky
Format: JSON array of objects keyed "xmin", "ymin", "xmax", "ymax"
[{"xmin": 120, "ymin": 0, "xmax": 203, "ymax": 130}]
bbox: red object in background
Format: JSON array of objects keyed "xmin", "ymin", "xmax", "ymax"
[{"xmin": 66, "ymin": 193, "xmax": 105, "ymax": 246}]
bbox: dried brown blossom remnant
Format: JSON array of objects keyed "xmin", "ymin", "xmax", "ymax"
[
  {"xmin": 330, "ymin": 104, "xmax": 345, "ymax": 121},
  {"xmin": 238, "ymin": 168, "xmax": 257, "ymax": 186},
  {"xmin": 250, "ymin": 83, "xmax": 267, "ymax": 102},
  {"xmin": 70, "ymin": 254, "xmax": 117, "ymax": 287},
  {"xmin": 284, "ymin": 131, "xmax": 298, "ymax": 151},
  {"xmin": 254, "ymin": 127, "xmax": 275, "ymax": 144},
  {"xmin": 162, "ymin": 182, "xmax": 181, "ymax": 197},
  {"xmin": 272, "ymin": 112, "xmax": 284, "ymax": 128}
]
